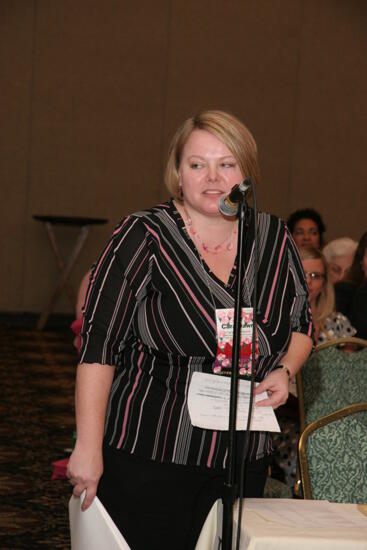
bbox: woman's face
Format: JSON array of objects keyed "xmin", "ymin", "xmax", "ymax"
[
  {"xmin": 302, "ymin": 258, "xmax": 325, "ymax": 303},
  {"xmin": 179, "ymin": 129, "xmax": 243, "ymax": 217},
  {"xmin": 292, "ymin": 219, "xmax": 320, "ymax": 249},
  {"xmin": 328, "ymin": 254, "xmax": 354, "ymax": 283}
]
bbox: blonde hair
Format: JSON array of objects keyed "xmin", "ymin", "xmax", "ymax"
[
  {"xmin": 299, "ymin": 247, "xmax": 335, "ymax": 332},
  {"xmin": 164, "ymin": 110, "xmax": 260, "ymax": 200}
]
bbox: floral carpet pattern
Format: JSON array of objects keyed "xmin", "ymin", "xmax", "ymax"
[{"xmin": 0, "ymin": 326, "xmax": 77, "ymax": 549}]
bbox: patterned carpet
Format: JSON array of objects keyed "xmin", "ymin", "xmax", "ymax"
[
  {"xmin": 0, "ymin": 323, "xmax": 297, "ymax": 548},
  {"xmin": 0, "ymin": 325, "xmax": 77, "ymax": 549}
]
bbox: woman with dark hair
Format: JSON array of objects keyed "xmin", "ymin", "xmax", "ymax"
[
  {"xmin": 335, "ymin": 231, "xmax": 367, "ymax": 339},
  {"xmin": 287, "ymin": 208, "xmax": 326, "ymax": 249}
]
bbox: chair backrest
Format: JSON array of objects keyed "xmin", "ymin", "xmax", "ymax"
[
  {"xmin": 297, "ymin": 338, "xmax": 367, "ymax": 430},
  {"xmin": 298, "ymin": 403, "xmax": 367, "ymax": 503},
  {"xmin": 315, "ymin": 336, "xmax": 367, "ymax": 351}
]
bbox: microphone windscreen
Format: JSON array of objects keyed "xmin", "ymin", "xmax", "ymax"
[{"xmin": 218, "ymin": 195, "xmax": 238, "ymax": 217}]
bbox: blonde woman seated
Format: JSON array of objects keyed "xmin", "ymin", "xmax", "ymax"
[
  {"xmin": 272, "ymin": 247, "xmax": 356, "ymax": 490},
  {"xmin": 299, "ymin": 247, "xmax": 356, "ymax": 343}
]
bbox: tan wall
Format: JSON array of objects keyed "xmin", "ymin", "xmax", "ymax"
[{"xmin": 1, "ymin": 0, "xmax": 366, "ymax": 314}]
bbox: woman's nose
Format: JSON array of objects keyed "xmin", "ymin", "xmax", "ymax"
[{"xmin": 207, "ymin": 165, "xmax": 219, "ymax": 182}]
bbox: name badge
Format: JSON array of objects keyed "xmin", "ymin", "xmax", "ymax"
[{"xmin": 214, "ymin": 307, "xmax": 258, "ymax": 376}]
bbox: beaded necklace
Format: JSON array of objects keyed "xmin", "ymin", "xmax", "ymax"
[{"xmin": 183, "ymin": 207, "xmax": 237, "ymax": 254}]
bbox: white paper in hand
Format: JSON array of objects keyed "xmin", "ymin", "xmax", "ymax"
[{"xmin": 187, "ymin": 372, "xmax": 280, "ymax": 432}]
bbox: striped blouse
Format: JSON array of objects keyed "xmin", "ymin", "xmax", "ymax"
[{"xmin": 80, "ymin": 200, "xmax": 312, "ymax": 469}]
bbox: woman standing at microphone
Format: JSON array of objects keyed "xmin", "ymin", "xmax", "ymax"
[{"xmin": 67, "ymin": 110, "xmax": 313, "ymax": 550}]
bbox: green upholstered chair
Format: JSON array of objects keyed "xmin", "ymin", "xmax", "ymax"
[
  {"xmin": 298, "ymin": 403, "xmax": 367, "ymax": 503},
  {"xmin": 294, "ymin": 337, "xmax": 367, "ymax": 496},
  {"xmin": 297, "ymin": 337, "xmax": 367, "ymax": 431}
]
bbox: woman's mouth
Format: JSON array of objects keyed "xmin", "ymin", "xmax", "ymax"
[{"xmin": 203, "ymin": 190, "xmax": 223, "ymax": 196}]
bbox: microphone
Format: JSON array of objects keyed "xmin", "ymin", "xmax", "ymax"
[{"xmin": 218, "ymin": 179, "xmax": 252, "ymax": 216}]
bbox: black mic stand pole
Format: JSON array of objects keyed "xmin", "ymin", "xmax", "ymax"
[{"xmin": 221, "ymin": 192, "xmax": 248, "ymax": 550}]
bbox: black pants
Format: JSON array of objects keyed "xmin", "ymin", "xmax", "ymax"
[{"xmin": 97, "ymin": 447, "xmax": 269, "ymax": 550}]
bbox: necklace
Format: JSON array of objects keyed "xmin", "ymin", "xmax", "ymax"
[{"xmin": 183, "ymin": 208, "xmax": 237, "ymax": 254}]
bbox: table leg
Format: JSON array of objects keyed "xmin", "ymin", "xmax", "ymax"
[
  {"xmin": 37, "ymin": 225, "xmax": 91, "ymax": 330},
  {"xmin": 44, "ymin": 222, "xmax": 77, "ymax": 308}
]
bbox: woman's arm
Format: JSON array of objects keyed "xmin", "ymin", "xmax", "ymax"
[
  {"xmin": 67, "ymin": 363, "xmax": 115, "ymax": 510},
  {"xmin": 255, "ymin": 332, "xmax": 313, "ymax": 409},
  {"xmin": 255, "ymin": 225, "xmax": 313, "ymax": 409},
  {"xmin": 67, "ymin": 218, "xmax": 152, "ymax": 508}
]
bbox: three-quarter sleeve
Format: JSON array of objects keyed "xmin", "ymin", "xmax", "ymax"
[
  {"xmin": 286, "ymin": 226, "xmax": 313, "ymax": 338},
  {"xmin": 79, "ymin": 216, "xmax": 151, "ymax": 366}
]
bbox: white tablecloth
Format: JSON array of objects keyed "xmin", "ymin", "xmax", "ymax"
[{"xmin": 196, "ymin": 498, "xmax": 367, "ymax": 550}]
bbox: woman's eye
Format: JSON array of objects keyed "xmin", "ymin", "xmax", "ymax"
[
  {"xmin": 190, "ymin": 163, "xmax": 202, "ymax": 169},
  {"xmin": 221, "ymin": 162, "xmax": 235, "ymax": 168}
]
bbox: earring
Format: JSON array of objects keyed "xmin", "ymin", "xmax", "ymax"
[{"xmin": 178, "ymin": 176, "xmax": 183, "ymax": 200}]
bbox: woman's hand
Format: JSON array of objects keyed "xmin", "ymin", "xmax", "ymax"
[
  {"xmin": 254, "ymin": 332, "xmax": 313, "ymax": 409},
  {"xmin": 254, "ymin": 368, "xmax": 290, "ymax": 410},
  {"xmin": 68, "ymin": 362, "xmax": 115, "ymax": 510},
  {"xmin": 66, "ymin": 442, "xmax": 103, "ymax": 511}
]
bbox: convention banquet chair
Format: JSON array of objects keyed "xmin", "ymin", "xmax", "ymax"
[
  {"xmin": 298, "ymin": 402, "xmax": 367, "ymax": 503},
  {"xmin": 294, "ymin": 336, "xmax": 367, "ymax": 496},
  {"xmin": 297, "ymin": 336, "xmax": 367, "ymax": 431}
]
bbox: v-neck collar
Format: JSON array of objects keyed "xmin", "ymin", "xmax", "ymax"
[{"xmin": 169, "ymin": 199, "xmax": 237, "ymax": 291}]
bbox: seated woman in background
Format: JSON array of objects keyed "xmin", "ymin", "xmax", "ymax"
[
  {"xmin": 287, "ymin": 208, "xmax": 326, "ymax": 250},
  {"xmin": 300, "ymin": 247, "xmax": 355, "ymax": 343},
  {"xmin": 322, "ymin": 237, "xmax": 357, "ymax": 284},
  {"xmin": 272, "ymin": 246, "xmax": 356, "ymax": 490},
  {"xmin": 335, "ymin": 231, "xmax": 367, "ymax": 340}
]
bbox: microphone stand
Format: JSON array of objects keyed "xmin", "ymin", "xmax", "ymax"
[{"xmin": 221, "ymin": 191, "xmax": 248, "ymax": 550}]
